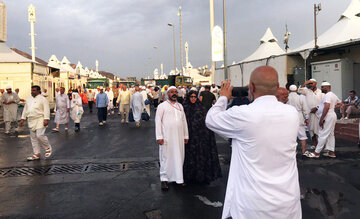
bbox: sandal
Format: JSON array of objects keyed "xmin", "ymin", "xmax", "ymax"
[
  {"xmin": 323, "ymin": 152, "xmax": 336, "ymax": 158},
  {"xmin": 45, "ymin": 146, "xmax": 52, "ymax": 158},
  {"xmin": 27, "ymin": 154, "xmax": 40, "ymax": 161},
  {"xmin": 308, "ymin": 152, "xmax": 320, "ymax": 158},
  {"xmin": 161, "ymin": 181, "xmax": 169, "ymax": 191},
  {"xmin": 302, "ymin": 151, "xmax": 311, "ymax": 157}
]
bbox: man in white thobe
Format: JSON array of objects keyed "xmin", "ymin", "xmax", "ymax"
[
  {"xmin": 130, "ymin": 86, "xmax": 145, "ymax": 127},
  {"xmin": 1, "ymin": 86, "xmax": 20, "ymax": 134},
  {"xmin": 155, "ymin": 86, "xmax": 189, "ymax": 191},
  {"xmin": 299, "ymin": 79, "xmax": 324, "ymax": 147},
  {"xmin": 53, "ymin": 87, "xmax": 70, "ymax": 131},
  {"xmin": 20, "ymin": 86, "xmax": 52, "ymax": 161},
  {"xmin": 309, "ymin": 82, "xmax": 341, "ymax": 158},
  {"xmin": 206, "ymin": 66, "xmax": 301, "ymax": 219},
  {"xmin": 105, "ymin": 87, "xmax": 114, "ymax": 115},
  {"xmin": 288, "ymin": 85, "xmax": 310, "ymax": 156}
]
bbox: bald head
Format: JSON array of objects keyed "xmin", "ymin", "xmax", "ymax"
[
  {"xmin": 249, "ymin": 66, "xmax": 279, "ymax": 99},
  {"xmin": 276, "ymin": 87, "xmax": 289, "ymax": 104}
]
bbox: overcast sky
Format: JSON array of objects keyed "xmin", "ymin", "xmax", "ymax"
[{"xmin": 4, "ymin": 0, "xmax": 349, "ymax": 79}]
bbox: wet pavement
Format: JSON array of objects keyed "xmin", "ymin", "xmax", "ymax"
[{"xmin": 0, "ymin": 107, "xmax": 359, "ymax": 219}]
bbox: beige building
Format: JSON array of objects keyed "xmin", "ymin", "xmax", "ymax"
[{"xmin": 0, "ymin": 42, "xmax": 58, "ymax": 103}]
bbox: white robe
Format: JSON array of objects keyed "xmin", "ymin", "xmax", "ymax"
[
  {"xmin": 54, "ymin": 93, "xmax": 70, "ymax": 124},
  {"xmin": 21, "ymin": 94, "xmax": 50, "ymax": 131},
  {"xmin": 155, "ymin": 101, "xmax": 189, "ymax": 184},
  {"xmin": 206, "ymin": 96, "xmax": 301, "ymax": 219},
  {"xmin": 1, "ymin": 92, "xmax": 20, "ymax": 122},
  {"xmin": 130, "ymin": 92, "xmax": 144, "ymax": 122},
  {"xmin": 315, "ymin": 91, "xmax": 341, "ymax": 153},
  {"xmin": 70, "ymin": 93, "xmax": 84, "ymax": 123},
  {"xmin": 105, "ymin": 90, "xmax": 114, "ymax": 110},
  {"xmin": 288, "ymin": 92, "xmax": 310, "ymax": 140},
  {"xmin": 298, "ymin": 87, "xmax": 324, "ymax": 136}
]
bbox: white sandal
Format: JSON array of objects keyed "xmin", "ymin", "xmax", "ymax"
[
  {"xmin": 308, "ymin": 152, "xmax": 320, "ymax": 158},
  {"xmin": 27, "ymin": 154, "xmax": 40, "ymax": 161},
  {"xmin": 45, "ymin": 146, "xmax": 52, "ymax": 158}
]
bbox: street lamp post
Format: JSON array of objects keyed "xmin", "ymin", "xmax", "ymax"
[
  {"xmin": 223, "ymin": 0, "xmax": 228, "ymax": 80},
  {"xmin": 178, "ymin": 6, "xmax": 184, "ymax": 75},
  {"xmin": 314, "ymin": 3, "xmax": 322, "ymax": 49},
  {"xmin": 168, "ymin": 23, "xmax": 177, "ymax": 75}
]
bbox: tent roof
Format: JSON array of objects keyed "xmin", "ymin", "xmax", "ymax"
[
  {"xmin": 242, "ymin": 28, "xmax": 285, "ymax": 62},
  {"xmin": 294, "ymin": 0, "xmax": 360, "ymax": 51},
  {"xmin": 0, "ymin": 42, "xmax": 34, "ymax": 63}
]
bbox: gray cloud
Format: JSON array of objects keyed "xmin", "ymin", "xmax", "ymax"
[{"xmin": 4, "ymin": 0, "xmax": 349, "ymax": 78}]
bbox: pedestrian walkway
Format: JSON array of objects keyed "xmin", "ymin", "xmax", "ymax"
[{"xmin": 0, "ymin": 107, "xmax": 359, "ymax": 218}]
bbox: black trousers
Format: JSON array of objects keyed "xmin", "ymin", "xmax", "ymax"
[
  {"xmin": 153, "ymin": 98, "xmax": 159, "ymax": 108},
  {"xmin": 88, "ymin": 101, "xmax": 93, "ymax": 112},
  {"xmin": 97, "ymin": 107, "xmax": 107, "ymax": 122}
]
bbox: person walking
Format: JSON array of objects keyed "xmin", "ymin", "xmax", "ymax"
[
  {"xmin": 116, "ymin": 86, "xmax": 132, "ymax": 123},
  {"xmin": 53, "ymin": 87, "xmax": 70, "ymax": 132},
  {"xmin": 199, "ymin": 85, "xmax": 216, "ymax": 112},
  {"xmin": 308, "ymin": 82, "xmax": 342, "ymax": 158},
  {"xmin": 206, "ymin": 66, "xmax": 301, "ymax": 219},
  {"xmin": 105, "ymin": 87, "xmax": 114, "ymax": 115},
  {"xmin": 141, "ymin": 86, "xmax": 151, "ymax": 117},
  {"xmin": 183, "ymin": 90, "xmax": 222, "ymax": 184},
  {"xmin": 1, "ymin": 86, "xmax": 20, "ymax": 134},
  {"xmin": 87, "ymin": 89, "xmax": 95, "ymax": 113},
  {"xmin": 152, "ymin": 87, "xmax": 160, "ymax": 109},
  {"xmin": 288, "ymin": 85, "xmax": 310, "ymax": 156},
  {"xmin": 96, "ymin": 87, "xmax": 109, "ymax": 126},
  {"xmin": 130, "ymin": 86, "xmax": 144, "ymax": 127},
  {"xmin": 20, "ymin": 86, "xmax": 52, "ymax": 161},
  {"xmin": 155, "ymin": 86, "xmax": 189, "ymax": 191},
  {"xmin": 70, "ymin": 90, "xmax": 84, "ymax": 132}
]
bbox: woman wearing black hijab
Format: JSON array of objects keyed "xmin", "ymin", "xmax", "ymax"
[{"xmin": 182, "ymin": 90, "xmax": 222, "ymax": 184}]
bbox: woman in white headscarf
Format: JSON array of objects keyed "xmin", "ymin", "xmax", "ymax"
[{"xmin": 70, "ymin": 89, "xmax": 84, "ymax": 132}]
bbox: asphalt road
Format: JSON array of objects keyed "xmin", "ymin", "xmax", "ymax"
[{"xmin": 0, "ymin": 106, "xmax": 359, "ymax": 219}]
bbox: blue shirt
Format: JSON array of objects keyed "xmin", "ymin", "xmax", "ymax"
[
  {"xmin": 344, "ymin": 96, "xmax": 359, "ymax": 107},
  {"xmin": 96, "ymin": 93, "xmax": 109, "ymax": 108}
]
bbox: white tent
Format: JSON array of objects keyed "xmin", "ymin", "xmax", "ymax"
[
  {"xmin": 242, "ymin": 28, "xmax": 285, "ymax": 62},
  {"xmin": 0, "ymin": 42, "xmax": 32, "ymax": 63},
  {"xmin": 48, "ymin": 54, "xmax": 61, "ymax": 69},
  {"xmin": 295, "ymin": 0, "xmax": 360, "ymax": 51}
]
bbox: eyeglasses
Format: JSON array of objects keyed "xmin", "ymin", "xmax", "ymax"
[
  {"xmin": 189, "ymin": 95, "xmax": 197, "ymax": 98},
  {"xmin": 169, "ymin": 91, "xmax": 178, "ymax": 94}
]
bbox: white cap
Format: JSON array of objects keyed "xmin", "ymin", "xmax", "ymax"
[
  {"xmin": 167, "ymin": 86, "xmax": 177, "ymax": 93},
  {"xmin": 321, "ymin": 81, "xmax": 331, "ymax": 86},
  {"xmin": 5, "ymin": 86, "xmax": 11, "ymax": 89},
  {"xmin": 289, "ymin": 85, "xmax": 297, "ymax": 91},
  {"xmin": 99, "ymin": 86, "xmax": 104, "ymax": 89},
  {"xmin": 309, "ymin": 78, "xmax": 317, "ymax": 82}
]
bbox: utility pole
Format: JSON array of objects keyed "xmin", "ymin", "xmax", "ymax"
[
  {"xmin": 28, "ymin": 4, "xmax": 36, "ymax": 62},
  {"xmin": 223, "ymin": 0, "xmax": 228, "ymax": 79},
  {"xmin": 209, "ymin": 0, "xmax": 215, "ymax": 83},
  {"xmin": 168, "ymin": 23, "xmax": 177, "ymax": 75},
  {"xmin": 178, "ymin": 6, "xmax": 184, "ymax": 75},
  {"xmin": 314, "ymin": 3, "xmax": 321, "ymax": 49}
]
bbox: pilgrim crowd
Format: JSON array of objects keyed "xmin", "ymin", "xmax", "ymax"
[{"xmin": 1, "ymin": 65, "xmax": 359, "ymax": 218}]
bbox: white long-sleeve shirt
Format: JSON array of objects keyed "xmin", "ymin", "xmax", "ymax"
[
  {"xmin": 21, "ymin": 94, "xmax": 50, "ymax": 131},
  {"xmin": 288, "ymin": 92, "xmax": 310, "ymax": 125},
  {"xmin": 298, "ymin": 87, "xmax": 323, "ymax": 110},
  {"xmin": 206, "ymin": 95, "xmax": 301, "ymax": 219}
]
